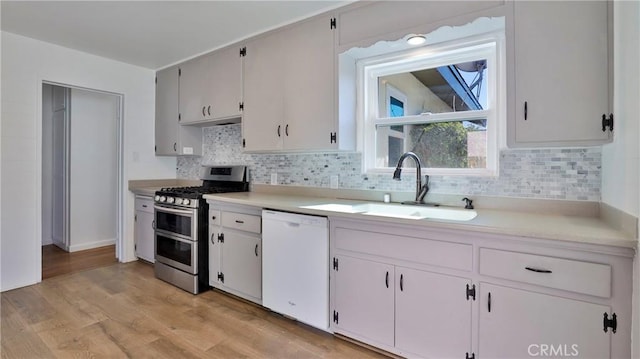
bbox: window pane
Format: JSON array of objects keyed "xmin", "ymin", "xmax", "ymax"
[
  {"xmin": 379, "ymin": 59, "xmax": 488, "ymax": 116},
  {"xmin": 389, "ymin": 96, "xmax": 405, "ymax": 117},
  {"xmin": 376, "ymin": 119, "xmax": 487, "ymax": 169}
]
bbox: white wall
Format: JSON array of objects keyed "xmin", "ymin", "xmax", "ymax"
[
  {"xmin": 600, "ymin": 2, "xmax": 640, "ymax": 358},
  {"xmin": 0, "ymin": 31, "xmax": 176, "ymax": 292},
  {"xmin": 68, "ymin": 88, "xmax": 118, "ymax": 252}
]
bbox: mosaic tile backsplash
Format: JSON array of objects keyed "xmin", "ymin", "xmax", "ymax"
[{"xmin": 177, "ymin": 124, "xmax": 601, "ymax": 201}]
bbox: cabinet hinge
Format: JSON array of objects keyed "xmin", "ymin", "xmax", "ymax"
[
  {"xmin": 134, "ymin": 214, "xmax": 137, "ymax": 222},
  {"xmin": 217, "ymin": 272, "xmax": 225, "ymax": 283},
  {"xmin": 333, "ymin": 257, "xmax": 339, "ymax": 271},
  {"xmin": 333, "ymin": 310, "xmax": 339, "ymax": 324},
  {"xmin": 239, "ymin": 102, "xmax": 244, "ymax": 111},
  {"xmin": 178, "ymin": 68, "xmax": 181, "ymax": 77},
  {"xmin": 602, "ymin": 113, "xmax": 614, "ymax": 132},
  {"xmin": 466, "ymin": 352, "xmax": 475, "ymax": 359},
  {"xmin": 603, "ymin": 312, "xmax": 617, "ymax": 333},
  {"xmin": 240, "ymin": 47, "xmax": 247, "ymax": 57},
  {"xmin": 330, "ymin": 17, "xmax": 336, "ymax": 29},
  {"xmin": 178, "ymin": 113, "xmax": 181, "ymax": 122},
  {"xmin": 242, "ymin": 139, "xmax": 246, "ymax": 148},
  {"xmin": 154, "ymin": 145, "xmax": 157, "ymax": 153},
  {"xmin": 218, "ymin": 233, "xmax": 224, "ymax": 243},
  {"xmin": 134, "ymin": 244, "xmax": 137, "ymax": 251},
  {"xmin": 466, "ymin": 284, "xmax": 476, "ymax": 301},
  {"xmin": 155, "ymin": 76, "xmax": 157, "ymax": 85},
  {"xmin": 330, "ymin": 132, "xmax": 337, "ymax": 144}
]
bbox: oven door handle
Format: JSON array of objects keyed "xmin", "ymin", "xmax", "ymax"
[
  {"xmin": 157, "ymin": 233, "xmax": 195, "ymax": 245},
  {"xmin": 154, "ymin": 205, "xmax": 194, "ymax": 216}
]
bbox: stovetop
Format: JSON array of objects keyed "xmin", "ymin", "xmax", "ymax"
[{"xmin": 154, "ymin": 165, "xmax": 249, "ymax": 208}]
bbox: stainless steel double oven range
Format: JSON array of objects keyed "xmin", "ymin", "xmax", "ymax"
[{"xmin": 153, "ymin": 165, "xmax": 249, "ymax": 294}]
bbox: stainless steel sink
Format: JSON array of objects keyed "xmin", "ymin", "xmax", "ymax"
[{"xmin": 300, "ymin": 203, "xmax": 477, "ymax": 221}]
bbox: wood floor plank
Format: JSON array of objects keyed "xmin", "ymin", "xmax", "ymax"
[
  {"xmin": 42, "ymin": 244, "xmax": 117, "ymax": 280},
  {"xmin": 2, "ymin": 261, "xmax": 386, "ymax": 359}
]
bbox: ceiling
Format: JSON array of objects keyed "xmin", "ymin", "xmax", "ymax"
[{"xmin": 1, "ymin": 1, "xmax": 348, "ymax": 69}]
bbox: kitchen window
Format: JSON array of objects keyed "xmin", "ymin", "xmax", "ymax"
[{"xmin": 359, "ymin": 33, "xmax": 504, "ymax": 176}]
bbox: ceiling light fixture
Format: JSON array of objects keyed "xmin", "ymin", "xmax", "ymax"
[{"xmin": 406, "ymin": 35, "xmax": 426, "ymax": 46}]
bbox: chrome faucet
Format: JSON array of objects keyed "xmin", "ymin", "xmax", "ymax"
[{"xmin": 393, "ymin": 152, "xmax": 429, "ymax": 204}]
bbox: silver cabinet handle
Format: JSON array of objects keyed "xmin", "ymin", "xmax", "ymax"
[
  {"xmin": 211, "ymin": 233, "xmax": 215, "ymax": 245},
  {"xmin": 202, "ymin": 106, "xmax": 206, "ymax": 116},
  {"xmin": 207, "ymin": 106, "xmax": 211, "ymax": 116},
  {"xmin": 255, "ymin": 244, "xmax": 258, "ymax": 257},
  {"xmin": 235, "ymin": 220, "xmax": 244, "ymax": 224},
  {"xmin": 151, "ymin": 220, "xmax": 155, "ymax": 229}
]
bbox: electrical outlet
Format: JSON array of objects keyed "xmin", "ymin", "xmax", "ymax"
[
  {"xmin": 270, "ymin": 173, "xmax": 278, "ymax": 185},
  {"xmin": 330, "ymin": 175, "xmax": 339, "ymax": 189}
]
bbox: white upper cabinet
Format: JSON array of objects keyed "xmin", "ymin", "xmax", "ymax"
[
  {"xmin": 509, "ymin": 1, "xmax": 612, "ymax": 147},
  {"xmin": 179, "ymin": 46, "xmax": 242, "ymax": 125},
  {"xmin": 242, "ymin": 14, "xmax": 340, "ymax": 152},
  {"xmin": 155, "ymin": 65, "xmax": 201, "ymax": 156},
  {"xmin": 242, "ymin": 29, "xmax": 284, "ymax": 152}
]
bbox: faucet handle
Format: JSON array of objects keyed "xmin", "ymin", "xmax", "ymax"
[{"xmin": 462, "ymin": 197, "xmax": 474, "ymax": 210}]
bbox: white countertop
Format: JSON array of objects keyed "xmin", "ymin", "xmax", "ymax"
[{"xmin": 203, "ymin": 192, "xmax": 638, "ymax": 250}]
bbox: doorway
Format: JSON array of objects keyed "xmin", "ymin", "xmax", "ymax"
[{"xmin": 41, "ymin": 83, "xmax": 122, "ymax": 277}]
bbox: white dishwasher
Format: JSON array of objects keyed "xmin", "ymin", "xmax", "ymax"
[{"xmin": 262, "ymin": 210, "xmax": 329, "ymax": 331}]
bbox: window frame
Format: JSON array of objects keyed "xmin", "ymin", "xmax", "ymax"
[{"xmin": 358, "ymin": 32, "xmax": 505, "ymax": 177}]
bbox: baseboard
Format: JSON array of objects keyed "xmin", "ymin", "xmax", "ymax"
[
  {"xmin": 68, "ymin": 238, "xmax": 116, "ymax": 252},
  {"xmin": 42, "ymin": 238, "xmax": 53, "ymax": 246}
]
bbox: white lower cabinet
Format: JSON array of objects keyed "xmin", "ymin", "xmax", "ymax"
[
  {"xmin": 479, "ymin": 283, "xmax": 611, "ymax": 359},
  {"xmin": 220, "ymin": 229, "xmax": 261, "ymax": 300},
  {"xmin": 333, "ymin": 255, "xmax": 395, "ymax": 347},
  {"xmin": 333, "ymin": 255, "xmax": 473, "ymax": 358},
  {"xmin": 330, "ymin": 218, "xmax": 633, "ymax": 359},
  {"xmin": 207, "ymin": 201, "xmax": 262, "ymax": 304},
  {"xmin": 395, "ymin": 267, "xmax": 472, "ymax": 358},
  {"xmin": 134, "ymin": 196, "xmax": 155, "ymax": 263}
]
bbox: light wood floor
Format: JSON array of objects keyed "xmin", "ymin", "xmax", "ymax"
[
  {"xmin": 2, "ymin": 261, "xmax": 387, "ymax": 358},
  {"xmin": 42, "ymin": 244, "xmax": 117, "ymax": 279}
]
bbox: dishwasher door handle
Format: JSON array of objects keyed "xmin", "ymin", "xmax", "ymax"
[{"xmin": 285, "ymin": 222, "xmax": 300, "ymax": 228}]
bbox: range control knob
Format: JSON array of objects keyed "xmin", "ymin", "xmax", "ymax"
[
  {"xmin": 159, "ymin": 196, "xmax": 166, "ymax": 202},
  {"xmin": 154, "ymin": 195, "xmax": 160, "ymax": 201},
  {"xmin": 182, "ymin": 199, "xmax": 190, "ymax": 206},
  {"xmin": 167, "ymin": 197, "xmax": 175, "ymax": 204}
]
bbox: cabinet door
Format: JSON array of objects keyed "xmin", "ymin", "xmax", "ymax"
[
  {"xmin": 208, "ymin": 225, "xmax": 222, "ymax": 287},
  {"xmin": 178, "ymin": 56, "xmax": 207, "ymax": 124},
  {"xmin": 206, "ymin": 46, "xmax": 242, "ymax": 121},
  {"xmin": 333, "ymin": 255, "xmax": 394, "ymax": 348},
  {"xmin": 242, "ymin": 32, "xmax": 284, "ymax": 152},
  {"xmin": 281, "ymin": 15, "xmax": 336, "ymax": 151},
  {"xmin": 221, "ymin": 229, "xmax": 262, "ymax": 300},
  {"xmin": 155, "ymin": 66, "xmax": 179, "ymax": 155},
  {"xmin": 512, "ymin": 1, "xmax": 610, "ymax": 146},
  {"xmin": 395, "ymin": 267, "xmax": 472, "ymax": 358},
  {"xmin": 134, "ymin": 210, "xmax": 155, "ymax": 263},
  {"xmin": 479, "ymin": 283, "xmax": 611, "ymax": 359}
]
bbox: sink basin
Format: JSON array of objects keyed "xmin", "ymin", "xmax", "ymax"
[
  {"xmin": 299, "ymin": 203, "xmax": 364, "ymax": 213},
  {"xmin": 300, "ymin": 203, "xmax": 477, "ymax": 221}
]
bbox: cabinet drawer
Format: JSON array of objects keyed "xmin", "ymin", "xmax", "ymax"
[
  {"xmin": 209, "ymin": 209, "xmax": 221, "ymax": 226},
  {"xmin": 479, "ymin": 248, "xmax": 611, "ymax": 298},
  {"xmin": 135, "ymin": 196, "xmax": 154, "ymax": 214},
  {"xmin": 221, "ymin": 212, "xmax": 261, "ymax": 234},
  {"xmin": 334, "ymin": 228, "xmax": 472, "ymax": 271}
]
